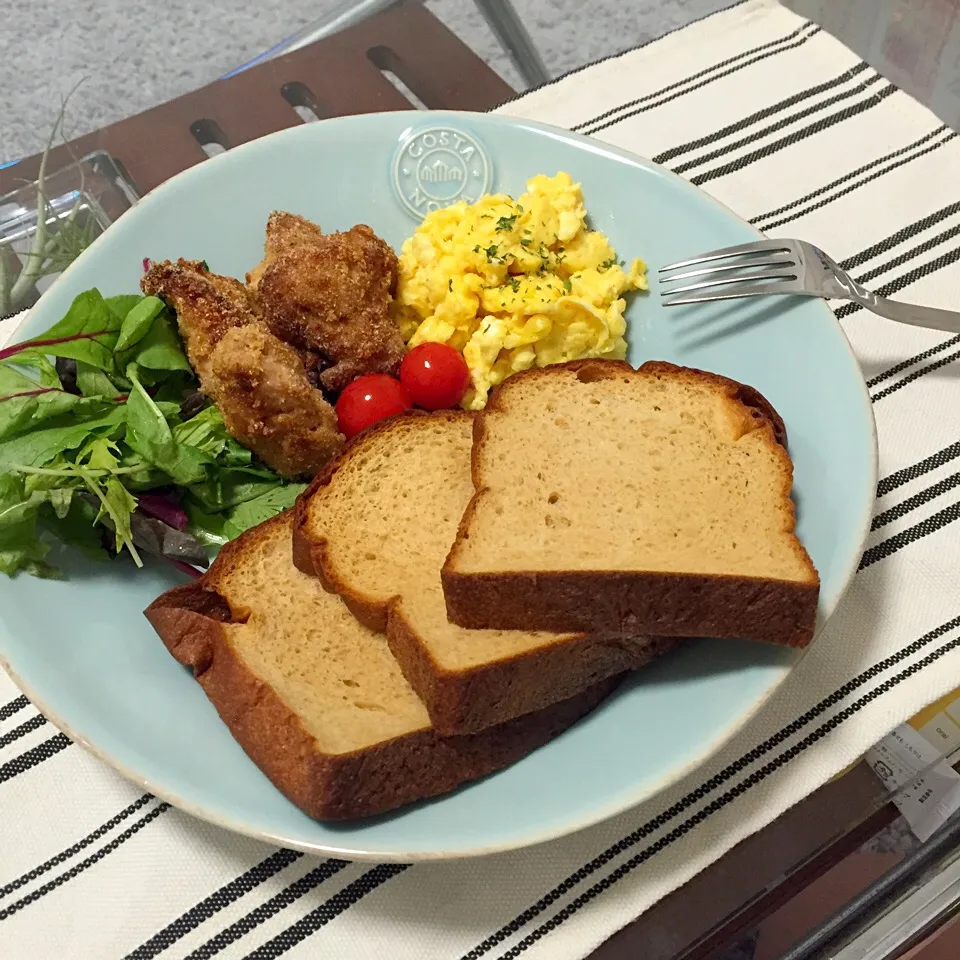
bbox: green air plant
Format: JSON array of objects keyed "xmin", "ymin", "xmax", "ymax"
[{"xmin": 0, "ymin": 91, "xmax": 95, "ymax": 318}]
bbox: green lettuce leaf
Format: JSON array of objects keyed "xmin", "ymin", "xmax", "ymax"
[
  {"xmin": 0, "ymin": 473, "xmax": 59, "ymax": 577},
  {"xmin": 76, "ymin": 360, "xmax": 123, "ymax": 399},
  {"xmin": 126, "ymin": 314, "xmax": 191, "ymax": 373},
  {"xmin": 115, "ymin": 297, "xmax": 165, "ymax": 352},
  {"xmin": 14, "ymin": 289, "xmax": 123, "ymax": 372},
  {"xmin": 0, "ymin": 284, "xmax": 305, "ymax": 579},
  {"xmin": 0, "ymin": 362, "xmax": 82, "ymax": 439},
  {"xmin": 124, "ymin": 364, "xmax": 210, "ymax": 484},
  {"xmin": 221, "ymin": 483, "xmax": 306, "ymax": 539},
  {"xmin": 173, "ymin": 407, "xmax": 252, "ymax": 465},
  {"xmin": 0, "ymin": 527, "xmax": 56, "ymax": 578},
  {"xmin": 105, "ymin": 295, "xmax": 146, "ymax": 324},
  {"xmin": 184, "ymin": 503, "xmax": 229, "ymax": 548},
  {"xmin": 186, "ymin": 470, "xmax": 285, "ymax": 512},
  {"xmin": 0, "ymin": 405, "xmax": 127, "ymax": 470},
  {"xmin": 38, "ymin": 496, "xmax": 108, "ymax": 561}
]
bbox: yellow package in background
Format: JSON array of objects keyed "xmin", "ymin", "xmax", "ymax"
[
  {"xmin": 907, "ymin": 688, "xmax": 960, "ymax": 755},
  {"xmin": 833, "ymin": 688, "xmax": 960, "ymax": 784}
]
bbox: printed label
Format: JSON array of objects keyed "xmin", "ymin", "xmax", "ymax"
[{"xmin": 866, "ymin": 723, "xmax": 960, "ymax": 841}]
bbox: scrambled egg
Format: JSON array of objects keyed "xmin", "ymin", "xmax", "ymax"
[{"xmin": 393, "ymin": 172, "xmax": 647, "ymax": 409}]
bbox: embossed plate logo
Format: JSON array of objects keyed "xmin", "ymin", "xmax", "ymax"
[{"xmin": 392, "ymin": 126, "xmax": 492, "ymax": 219}]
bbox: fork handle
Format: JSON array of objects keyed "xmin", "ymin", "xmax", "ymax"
[
  {"xmin": 858, "ymin": 294, "xmax": 960, "ymax": 336},
  {"xmin": 819, "ymin": 256, "xmax": 960, "ymax": 335}
]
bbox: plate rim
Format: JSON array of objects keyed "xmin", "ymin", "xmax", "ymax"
[{"xmin": 0, "ymin": 109, "xmax": 878, "ymax": 861}]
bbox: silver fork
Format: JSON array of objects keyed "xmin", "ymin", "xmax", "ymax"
[{"xmin": 658, "ymin": 238, "xmax": 960, "ymax": 335}]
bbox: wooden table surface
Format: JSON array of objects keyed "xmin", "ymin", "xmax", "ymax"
[
  {"xmin": 4, "ymin": 2, "xmax": 949, "ymax": 958},
  {"xmin": 594, "ymin": 764, "xmax": 898, "ymax": 959}
]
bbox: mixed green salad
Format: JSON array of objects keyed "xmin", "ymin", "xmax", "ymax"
[{"xmin": 0, "ymin": 289, "xmax": 304, "ymax": 578}]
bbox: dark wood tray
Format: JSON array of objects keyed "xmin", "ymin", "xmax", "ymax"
[{"xmin": 0, "ymin": 0, "xmax": 513, "ymax": 199}]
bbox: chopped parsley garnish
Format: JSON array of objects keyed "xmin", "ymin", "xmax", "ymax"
[
  {"xmin": 598, "ymin": 257, "xmax": 618, "ymax": 272},
  {"xmin": 473, "ymin": 244, "xmax": 481, "ymax": 253},
  {"xmin": 448, "ymin": 279, "xmax": 453, "ymax": 292},
  {"xmin": 562, "ymin": 277, "xmax": 572, "ymax": 293},
  {"xmin": 495, "ymin": 214, "xmax": 517, "ymax": 232},
  {"xmin": 520, "ymin": 237, "xmax": 532, "ymax": 248},
  {"xmin": 517, "ymin": 204, "xmax": 524, "ymax": 213},
  {"xmin": 509, "ymin": 277, "xmax": 521, "ymax": 293}
]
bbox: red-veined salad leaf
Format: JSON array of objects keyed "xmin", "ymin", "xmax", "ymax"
[
  {"xmin": 0, "ymin": 289, "xmax": 306, "ymax": 577},
  {"xmin": 2, "ymin": 289, "xmax": 123, "ymax": 373}
]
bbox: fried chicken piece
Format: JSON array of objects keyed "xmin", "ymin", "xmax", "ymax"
[
  {"xmin": 246, "ymin": 212, "xmax": 324, "ymax": 292},
  {"xmin": 141, "ymin": 259, "xmax": 344, "ymax": 479},
  {"xmin": 256, "ymin": 223, "xmax": 406, "ymax": 393},
  {"xmin": 141, "ymin": 259, "xmax": 256, "ymax": 382},
  {"xmin": 208, "ymin": 326, "xmax": 344, "ymax": 479}
]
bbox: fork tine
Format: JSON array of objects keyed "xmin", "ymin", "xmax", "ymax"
[
  {"xmin": 657, "ymin": 257, "xmax": 796, "ymax": 285},
  {"xmin": 658, "ymin": 270, "xmax": 798, "ymax": 298},
  {"xmin": 661, "ymin": 281, "xmax": 802, "ymax": 307},
  {"xmin": 659, "ymin": 240, "xmax": 792, "ymax": 273}
]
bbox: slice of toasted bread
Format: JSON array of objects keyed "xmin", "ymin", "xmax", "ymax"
[
  {"xmin": 293, "ymin": 412, "xmax": 673, "ymax": 735},
  {"xmin": 145, "ymin": 512, "xmax": 618, "ymax": 820},
  {"xmin": 442, "ymin": 359, "xmax": 820, "ymax": 648}
]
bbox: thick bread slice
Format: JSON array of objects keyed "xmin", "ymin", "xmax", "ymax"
[
  {"xmin": 442, "ymin": 359, "xmax": 820, "ymax": 648},
  {"xmin": 293, "ymin": 412, "xmax": 673, "ymax": 735},
  {"xmin": 145, "ymin": 511, "xmax": 618, "ymax": 821}
]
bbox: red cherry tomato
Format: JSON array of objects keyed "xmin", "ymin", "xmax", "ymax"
[
  {"xmin": 400, "ymin": 343, "xmax": 471, "ymax": 411},
  {"xmin": 336, "ymin": 374, "xmax": 412, "ymax": 440}
]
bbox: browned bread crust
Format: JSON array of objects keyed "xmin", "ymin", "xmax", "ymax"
[
  {"xmin": 293, "ymin": 510, "xmax": 671, "ymax": 733},
  {"xmin": 292, "ymin": 413, "xmax": 674, "ymax": 734},
  {"xmin": 145, "ymin": 514, "xmax": 618, "ymax": 820},
  {"xmin": 442, "ymin": 359, "xmax": 819, "ymax": 649},
  {"xmin": 442, "ymin": 569, "xmax": 818, "ymax": 649}
]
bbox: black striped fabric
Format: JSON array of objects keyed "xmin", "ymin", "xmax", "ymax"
[
  {"xmin": 126, "ymin": 850, "xmax": 305, "ymax": 960},
  {"xmin": 0, "ymin": 734, "xmax": 71, "ymax": 784},
  {"xmin": 0, "ymin": 795, "xmax": 154, "ymax": 901},
  {"xmin": 0, "ymin": 696, "xmax": 28, "ymax": 722},
  {"xmin": 575, "ymin": 23, "xmax": 822, "ymax": 136}
]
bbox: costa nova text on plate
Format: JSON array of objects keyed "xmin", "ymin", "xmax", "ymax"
[{"xmin": 393, "ymin": 126, "xmax": 493, "ymax": 219}]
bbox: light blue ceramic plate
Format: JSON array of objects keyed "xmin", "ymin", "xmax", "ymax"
[{"xmin": 0, "ymin": 112, "xmax": 877, "ymax": 861}]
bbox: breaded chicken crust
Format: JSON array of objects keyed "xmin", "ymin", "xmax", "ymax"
[
  {"xmin": 246, "ymin": 211, "xmax": 324, "ymax": 293},
  {"xmin": 141, "ymin": 259, "xmax": 344, "ymax": 478},
  {"xmin": 256, "ymin": 222, "xmax": 406, "ymax": 393},
  {"xmin": 208, "ymin": 325, "xmax": 344, "ymax": 478},
  {"xmin": 142, "ymin": 259, "xmax": 254, "ymax": 383}
]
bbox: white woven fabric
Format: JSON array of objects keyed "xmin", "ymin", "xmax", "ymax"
[{"xmin": 5, "ymin": 1, "xmax": 960, "ymax": 957}]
